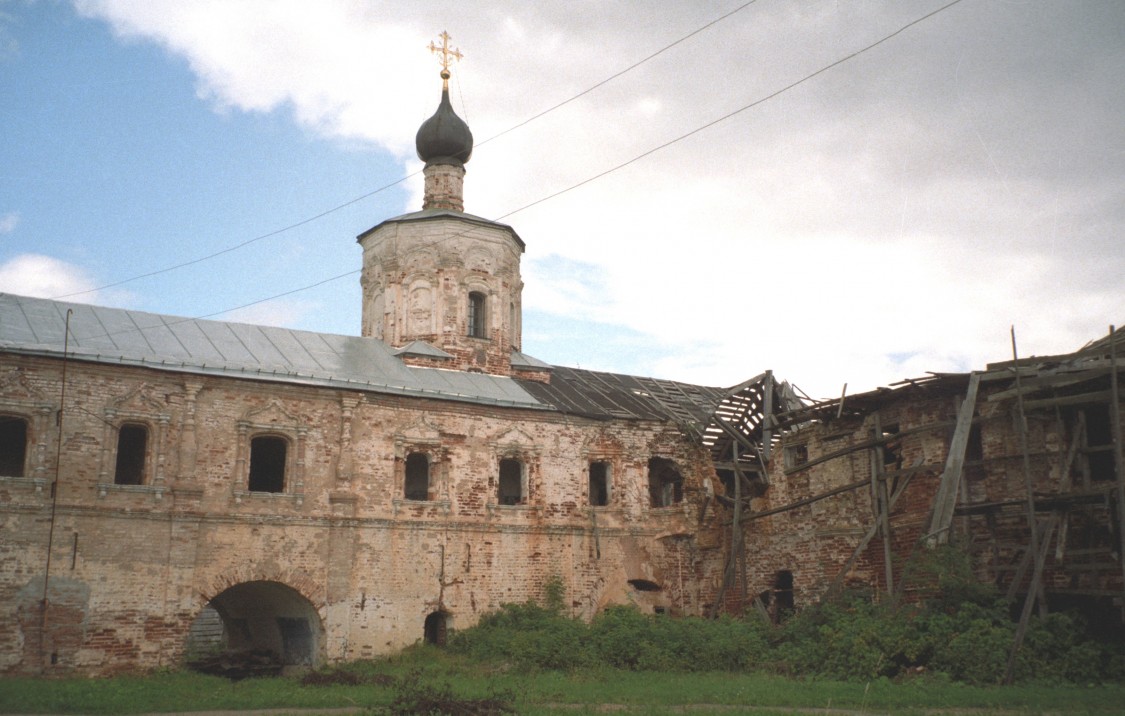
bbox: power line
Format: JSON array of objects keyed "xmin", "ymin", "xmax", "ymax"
[
  {"xmin": 57, "ymin": 0, "xmax": 966, "ymax": 330},
  {"xmin": 206, "ymin": 0, "xmax": 966, "ymax": 320},
  {"xmin": 475, "ymin": 1, "xmax": 758, "ymax": 149},
  {"xmin": 492, "ymin": 0, "xmax": 967, "ymax": 220},
  {"xmin": 50, "ymin": 174, "xmax": 413, "ymax": 300},
  {"xmin": 50, "ymin": 2, "xmax": 754, "ymax": 302}
]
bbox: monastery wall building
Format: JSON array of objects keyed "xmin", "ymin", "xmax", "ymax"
[{"xmin": 2, "ymin": 64, "xmax": 1122, "ymax": 676}]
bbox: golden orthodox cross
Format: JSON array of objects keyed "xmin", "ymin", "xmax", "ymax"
[{"xmin": 428, "ymin": 31, "xmax": 463, "ymax": 87}]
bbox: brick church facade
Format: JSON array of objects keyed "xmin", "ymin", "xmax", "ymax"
[{"xmin": 2, "ymin": 65, "xmax": 1121, "ymax": 676}]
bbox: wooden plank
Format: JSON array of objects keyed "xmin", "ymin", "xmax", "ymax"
[
  {"xmin": 783, "ymin": 418, "xmax": 968, "ymax": 476},
  {"xmin": 1056, "ymin": 414, "xmax": 1085, "ymax": 490},
  {"xmin": 762, "ymin": 371, "xmax": 774, "ymax": 464},
  {"xmin": 927, "ymin": 372, "xmax": 981, "ymax": 545},
  {"xmin": 1023, "ymin": 389, "xmax": 1125, "ymax": 411},
  {"xmin": 1004, "ymin": 516, "xmax": 1058, "ymax": 685},
  {"xmin": 1109, "ymin": 325, "xmax": 1125, "ymax": 607},
  {"xmin": 746, "ymin": 479, "xmax": 868, "ymax": 520},
  {"xmin": 823, "ymin": 469, "xmax": 917, "ymax": 598},
  {"xmin": 1010, "ymin": 327, "xmax": 1042, "ymax": 601},
  {"xmin": 871, "ymin": 413, "xmax": 894, "ymax": 596}
]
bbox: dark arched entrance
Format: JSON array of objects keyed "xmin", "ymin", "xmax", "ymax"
[
  {"xmin": 185, "ymin": 580, "xmax": 323, "ymax": 673},
  {"xmin": 423, "ymin": 610, "xmax": 449, "ymax": 646}
]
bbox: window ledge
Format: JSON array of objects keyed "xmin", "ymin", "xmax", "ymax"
[
  {"xmin": 97, "ymin": 482, "xmax": 165, "ymax": 500},
  {"xmin": 392, "ymin": 498, "xmax": 451, "ymax": 515},
  {"xmin": 0, "ymin": 476, "xmax": 48, "ymax": 494},
  {"xmin": 587, "ymin": 505, "xmax": 624, "ymax": 517},
  {"xmin": 232, "ymin": 489, "xmax": 303, "ymax": 506},
  {"xmin": 648, "ymin": 503, "xmax": 688, "ymax": 516},
  {"xmin": 486, "ymin": 502, "xmax": 534, "ymax": 515}
]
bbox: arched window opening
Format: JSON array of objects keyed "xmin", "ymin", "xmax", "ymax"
[
  {"xmin": 589, "ymin": 461, "xmax": 610, "ymax": 506},
  {"xmin": 648, "ymin": 457, "xmax": 683, "ymax": 507},
  {"xmin": 248, "ymin": 435, "xmax": 287, "ymax": 493},
  {"xmin": 468, "ymin": 291, "xmax": 487, "ymax": 338},
  {"xmin": 0, "ymin": 415, "xmax": 28, "ymax": 477},
  {"xmin": 498, "ymin": 457, "xmax": 524, "ymax": 505},
  {"xmin": 423, "ymin": 611, "xmax": 449, "ymax": 646},
  {"xmin": 114, "ymin": 423, "xmax": 148, "ymax": 485},
  {"xmin": 404, "ymin": 451, "xmax": 430, "ymax": 501}
]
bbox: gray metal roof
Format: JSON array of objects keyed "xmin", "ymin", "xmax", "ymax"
[
  {"xmin": 0, "ymin": 293, "xmax": 546, "ymax": 410},
  {"xmin": 0, "ymin": 293, "xmax": 733, "ymax": 427}
]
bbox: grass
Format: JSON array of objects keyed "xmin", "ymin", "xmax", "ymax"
[{"xmin": 2, "ymin": 647, "xmax": 1124, "ymax": 715}]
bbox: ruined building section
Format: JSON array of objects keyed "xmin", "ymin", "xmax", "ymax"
[{"xmin": 712, "ymin": 329, "xmax": 1125, "ymax": 634}]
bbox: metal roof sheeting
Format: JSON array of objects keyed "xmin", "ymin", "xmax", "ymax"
[
  {"xmin": 1, "ymin": 293, "xmax": 730, "ymax": 424},
  {"xmin": 0, "ymin": 293, "xmax": 545, "ymax": 409}
]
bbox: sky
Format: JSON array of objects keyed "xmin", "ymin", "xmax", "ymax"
[{"xmin": 1, "ymin": 0, "xmax": 1122, "ymax": 400}]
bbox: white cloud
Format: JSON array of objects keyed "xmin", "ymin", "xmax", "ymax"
[
  {"xmin": 67, "ymin": 1, "xmax": 1125, "ymax": 396},
  {"xmin": 0, "ymin": 211, "xmax": 18, "ymax": 234},
  {"xmin": 0, "ymin": 253, "xmax": 98, "ymax": 300}
]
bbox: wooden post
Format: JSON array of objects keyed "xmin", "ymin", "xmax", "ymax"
[
  {"xmin": 711, "ymin": 442, "xmax": 744, "ymax": 617},
  {"xmin": 1010, "ymin": 327, "xmax": 1042, "ymax": 607},
  {"xmin": 871, "ymin": 413, "xmax": 894, "ymax": 596},
  {"xmin": 1004, "ymin": 515, "xmax": 1058, "ymax": 684},
  {"xmin": 825, "ymin": 469, "xmax": 917, "ymax": 598},
  {"xmin": 928, "ymin": 372, "xmax": 981, "ymax": 545},
  {"xmin": 1108, "ymin": 326, "xmax": 1125, "ymax": 612},
  {"xmin": 762, "ymin": 371, "xmax": 774, "ymax": 464}
]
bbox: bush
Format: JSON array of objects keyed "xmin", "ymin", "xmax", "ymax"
[
  {"xmin": 449, "ymin": 601, "xmax": 591, "ymax": 670},
  {"xmin": 444, "ymin": 548, "xmax": 1120, "ymax": 685}
]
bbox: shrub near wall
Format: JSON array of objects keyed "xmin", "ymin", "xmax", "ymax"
[{"xmin": 449, "ymin": 551, "xmax": 1124, "ymax": 684}]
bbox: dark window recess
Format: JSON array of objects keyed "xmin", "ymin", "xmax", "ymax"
[
  {"xmin": 882, "ymin": 424, "xmax": 902, "ymax": 470},
  {"xmin": 786, "ymin": 444, "xmax": 808, "ymax": 469},
  {"xmin": 114, "ymin": 423, "xmax": 148, "ymax": 485},
  {"xmin": 628, "ymin": 579, "xmax": 661, "ymax": 592},
  {"xmin": 404, "ymin": 452, "xmax": 430, "ymax": 501},
  {"xmin": 248, "ymin": 435, "xmax": 286, "ymax": 493},
  {"xmin": 498, "ymin": 458, "xmax": 523, "ymax": 505},
  {"xmin": 716, "ymin": 469, "xmax": 736, "ymax": 498},
  {"xmin": 468, "ymin": 292, "xmax": 487, "ymax": 338},
  {"xmin": 0, "ymin": 416, "xmax": 28, "ymax": 477},
  {"xmin": 424, "ymin": 611, "xmax": 448, "ymax": 646},
  {"xmin": 589, "ymin": 461, "xmax": 610, "ymax": 506},
  {"xmin": 648, "ymin": 457, "xmax": 683, "ymax": 507},
  {"xmin": 1085, "ymin": 405, "xmax": 1114, "ymax": 482},
  {"xmin": 774, "ymin": 570, "xmax": 795, "ymax": 622}
]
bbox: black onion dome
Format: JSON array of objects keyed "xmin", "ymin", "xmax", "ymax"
[{"xmin": 415, "ymin": 85, "xmax": 473, "ymax": 166}]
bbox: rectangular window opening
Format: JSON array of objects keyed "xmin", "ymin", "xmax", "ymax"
[
  {"xmin": 404, "ymin": 451, "xmax": 430, "ymax": 501},
  {"xmin": 0, "ymin": 415, "xmax": 28, "ymax": 477},
  {"xmin": 468, "ymin": 292, "xmax": 487, "ymax": 339},
  {"xmin": 648, "ymin": 457, "xmax": 683, "ymax": 507},
  {"xmin": 784, "ymin": 444, "xmax": 808, "ymax": 470},
  {"xmin": 498, "ymin": 458, "xmax": 524, "ymax": 505},
  {"xmin": 881, "ymin": 424, "xmax": 902, "ymax": 470},
  {"xmin": 1084, "ymin": 405, "xmax": 1115, "ymax": 482},
  {"xmin": 248, "ymin": 435, "xmax": 287, "ymax": 493},
  {"xmin": 589, "ymin": 461, "xmax": 610, "ymax": 506},
  {"xmin": 114, "ymin": 423, "xmax": 148, "ymax": 485}
]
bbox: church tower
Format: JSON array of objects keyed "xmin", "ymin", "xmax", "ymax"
[{"xmin": 358, "ymin": 33, "xmax": 525, "ymax": 376}]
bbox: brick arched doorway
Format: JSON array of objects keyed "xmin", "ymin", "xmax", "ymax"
[{"xmin": 185, "ymin": 580, "xmax": 323, "ymax": 671}]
